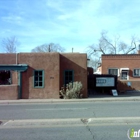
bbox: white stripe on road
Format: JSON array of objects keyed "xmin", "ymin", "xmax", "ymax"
[
  {"xmin": 26, "ymin": 108, "xmax": 88, "ymax": 111},
  {"xmin": 1, "ymin": 117, "xmax": 140, "ymax": 128},
  {"xmin": 3, "ymin": 120, "xmax": 11, "ymax": 126}
]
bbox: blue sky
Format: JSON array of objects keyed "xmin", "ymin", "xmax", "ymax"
[{"xmin": 0, "ymin": 0, "xmax": 140, "ymax": 53}]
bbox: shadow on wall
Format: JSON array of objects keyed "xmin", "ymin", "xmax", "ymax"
[
  {"xmin": 60, "ymin": 55, "xmax": 87, "ymax": 98},
  {"xmin": 117, "ymin": 80, "xmax": 140, "ymax": 97},
  {"xmin": 22, "ymin": 66, "xmax": 34, "ymax": 99},
  {"xmin": 117, "ymin": 80, "xmax": 135, "ymax": 92}
]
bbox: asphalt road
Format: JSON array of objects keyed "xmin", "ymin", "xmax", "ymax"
[
  {"xmin": 0, "ymin": 101, "xmax": 140, "ymax": 140},
  {"xmin": 0, "ymin": 101, "xmax": 140, "ymax": 120},
  {"xmin": 0, "ymin": 123, "xmax": 139, "ymax": 140}
]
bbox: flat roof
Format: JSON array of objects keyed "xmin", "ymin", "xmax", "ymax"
[{"xmin": 102, "ymin": 54, "xmax": 140, "ymax": 56}]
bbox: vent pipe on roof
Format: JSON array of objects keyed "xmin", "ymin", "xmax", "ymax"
[
  {"xmin": 138, "ymin": 44, "xmax": 140, "ymax": 54},
  {"xmin": 16, "ymin": 53, "xmax": 18, "ymax": 64}
]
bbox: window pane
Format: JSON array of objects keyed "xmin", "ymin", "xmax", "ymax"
[
  {"xmin": 69, "ymin": 77, "xmax": 72, "ymax": 81},
  {"xmin": 65, "ymin": 76, "xmax": 68, "ymax": 80},
  {"xmin": 39, "ymin": 77, "xmax": 42, "ymax": 81},
  {"xmin": 39, "ymin": 71, "xmax": 42, "ymax": 76},
  {"xmin": 121, "ymin": 71, "xmax": 128, "ymax": 80},
  {"xmin": 34, "ymin": 70, "xmax": 44, "ymax": 87},
  {"xmin": 109, "ymin": 69, "xmax": 118, "ymax": 75},
  {"xmin": 35, "ymin": 77, "xmax": 38, "ymax": 81},
  {"xmin": 65, "ymin": 80, "xmax": 69, "ymax": 85},
  {"xmin": 69, "ymin": 71, "xmax": 72, "ymax": 76},
  {"xmin": 64, "ymin": 70, "xmax": 73, "ymax": 85},
  {"xmin": 138, "ymin": 70, "xmax": 140, "ymax": 76},
  {"xmin": 35, "ymin": 71, "xmax": 38, "ymax": 76},
  {"xmin": 65, "ymin": 71, "xmax": 69, "ymax": 76},
  {"xmin": 134, "ymin": 69, "xmax": 140, "ymax": 76},
  {"xmin": 108, "ymin": 69, "xmax": 111, "ymax": 74},
  {"xmin": 34, "ymin": 81, "xmax": 38, "ymax": 86},
  {"xmin": 39, "ymin": 82, "xmax": 42, "ymax": 86},
  {"xmin": 135, "ymin": 69, "xmax": 137, "ymax": 74},
  {"xmin": 114, "ymin": 70, "xmax": 117, "ymax": 75}
]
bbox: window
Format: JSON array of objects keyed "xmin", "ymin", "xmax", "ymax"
[
  {"xmin": 121, "ymin": 70, "xmax": 129, "ymax": 80},
  {"xmin": 133, "ymin": 69, "xmax": 140, "ymax": 77},
  {"xmin": 64, "ymin": 70, "xmax": 74, "ymax": 85},
  {"xmin": 34, "ymin": 70, "xmax": 44, "ymax": 88},
  {"xmin": 0, "ymin": 71, "xmax": 11, "ymax": 85},
  {"xmin": 108, "ymin": 68, "xmax": 118, "ymax": 76}
]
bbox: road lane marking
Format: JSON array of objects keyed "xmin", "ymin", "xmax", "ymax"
[
  {"xmin": 3, "ymin": 120, "xmax": 11, "ymax": 126},
  {"xmin": 1, "ymin": 123, "xmax": 140, "ymax": 129},
  {"xmin": 1, "ymin": 117, "xmax": 140, "ymax": 128},
  {"xmin": 26, "ymin": 108, "xmax": 88, "ymax": 111}
]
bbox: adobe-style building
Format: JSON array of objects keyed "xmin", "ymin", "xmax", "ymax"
[
  {"xmin": 0, "ymin": 53, "xmax": 87, "ymax": 100},
  {"xmin": 102, "ymin": 53, "xmax": 140, "ymax": 92}
]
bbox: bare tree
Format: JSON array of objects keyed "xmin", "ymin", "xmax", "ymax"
[
  {"xmin": 31, "ymin": 43, "xmax": 65, "ymax": 53},
  {"xmin": 2, "ymin": 36, "xmax": 19, "ymax": 53},
  {"xmin": 88, "ymin": 31, "xmax": 138, "ymax": 56},
  {"xmin": 87, "ymin": 31, "xmax": 139, "ymax": 70},
  {"xmin": 87, "ymin": 56, "xmax": 100, "ymax": 71}
]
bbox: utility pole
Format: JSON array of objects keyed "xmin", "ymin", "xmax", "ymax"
[
  {"xmin": 49, "ymin": 44, "xmax": 51, "ymax": 52},
  {"xmin": 72, "ymin": 48, "xmax": 73, "ymax": 53}
]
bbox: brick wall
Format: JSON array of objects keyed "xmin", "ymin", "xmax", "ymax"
[{"xmin": 102, "ymin": 54, "xmax": 140, "ymax": 91}]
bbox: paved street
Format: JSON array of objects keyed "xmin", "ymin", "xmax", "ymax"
[
  {"xmin": 0, "ymin": 100, "xmax": 140, "ymax": 139},
  {"xmin": 0, "ymin": 101, "xmax": 140, "ymax": 119},
  {"xmin": 0, "ymin": 125, "xmax": 137, "ymax": 140},
  {"xmin": 0, "ymin": 122, "xmax": 140, "ymax": 140}
]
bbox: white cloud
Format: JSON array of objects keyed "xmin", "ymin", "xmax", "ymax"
[
  {"xmin": 1, "ymin": 15, "xmax": 23, "ymax": 24},
  {"xmin": 1, "ymin": 0, "xmax": 140, "ymax": 53}
]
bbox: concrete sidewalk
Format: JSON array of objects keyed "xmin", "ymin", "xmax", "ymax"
[
  {"xmin": 0, "ymin": 90, "xmax": 140, "ymax": 104},
  {"xmin": 0, "ymin": 96, "xmax": 140, "ymax": 104}
]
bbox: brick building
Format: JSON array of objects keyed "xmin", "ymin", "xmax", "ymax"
[
  {"xmin": 102, "ymin": 53, "xmax": 140, "ymax": 91},
  {"xmin": 0, "ymin": 53, "xmax": 87, "ymax": 100}
]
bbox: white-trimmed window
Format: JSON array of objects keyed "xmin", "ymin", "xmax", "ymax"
[
  {"xmin": 121, "ymin": 70, "xmax": 129, "ymax": 80},
  {"xmin": 133, "ymin": 69, "xmax": 140, "ymax": 77},
  {"xmin": 120, "ymin": 68, "xmax": 129, "ymax": 80},
  {"xmin": 108, "ymin": 68, "xmax": 119, "ymax": 76}
]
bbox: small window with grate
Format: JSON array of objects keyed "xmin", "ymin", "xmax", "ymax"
[
  {"xmin": 133, "ymin": 69, "xmax": 140, "ymax": 77},
  {"xmin": 108, "ymin": 68, "xmax": 118, "ymax": 76}
]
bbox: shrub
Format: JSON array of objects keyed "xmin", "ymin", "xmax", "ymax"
[{"xmin": 59, "ymin": 81, "xmax": 83, "ymax": 99}]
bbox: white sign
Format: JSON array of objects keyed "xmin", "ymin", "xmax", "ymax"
[
  {"xmin": 112, "ymin": 89, "xmax": 118, "ymax": 96},
  {"xmin": 96, "ymin": 77, "xmax": 115, "ymax": 87},
  {"xmin": 127, "ymin": 82, "xmax": 131, "ymax": 86}
]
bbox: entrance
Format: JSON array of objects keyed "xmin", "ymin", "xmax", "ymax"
[{"xmin": 121, "ymin": 70, "xmax": 129, "ymax": 80}]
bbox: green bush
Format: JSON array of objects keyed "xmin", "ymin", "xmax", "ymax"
[{"xmin": 59, "ymin": 81, "xmax": 83, "ymax": 99}]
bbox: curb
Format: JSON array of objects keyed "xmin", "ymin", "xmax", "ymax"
[{"xmin": 0, "ymin": 97, "xmax": 140, "ymax": 104}]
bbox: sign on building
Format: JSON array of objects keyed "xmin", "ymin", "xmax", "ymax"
[{"xmin": 96, "ymin": 77, "xmax": 115, "ymax": 87}]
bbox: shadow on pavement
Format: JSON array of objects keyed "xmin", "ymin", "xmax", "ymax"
[{"xmin": 88, "ymin": 90, "xmax": 140, "ymax": 98}]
